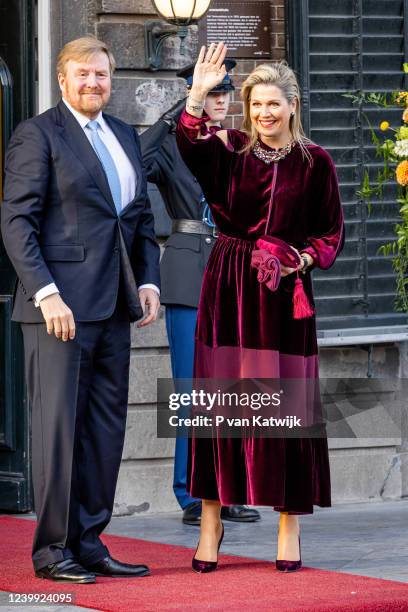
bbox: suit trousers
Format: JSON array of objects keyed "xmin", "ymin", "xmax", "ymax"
[
  {"xmin": 165, "ymin": 305, "xmax": 200, "ymax": 510},
  {"xmin": 21, "ymin": 291, "xmax": 131, "ymax": 570}
]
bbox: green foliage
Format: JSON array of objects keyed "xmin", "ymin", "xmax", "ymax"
[{"xmin": 343, "ymin": 82, "xmax": 408, "ymax": 312}]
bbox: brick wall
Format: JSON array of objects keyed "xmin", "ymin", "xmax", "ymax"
[
  {"xmin": 95, "ymin": 1, "xmax": 286, "ymax": 129},
  {"xmin": 51, "ymin": 1, "xmax": 287, "ymax": 128},
  {"xmin": 219, "ymin": 0, "xmax": 287, "ymax": 129}
]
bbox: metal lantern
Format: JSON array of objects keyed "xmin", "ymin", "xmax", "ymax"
[
  {"xmin": 151, "ymin": 0, "xmax": 212, "ymax": 26},
  {"xmin": 146, "ymin": 0, "xmax": 212, "ymax": 70}
]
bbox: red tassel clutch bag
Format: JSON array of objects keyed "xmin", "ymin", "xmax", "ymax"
[{"xmin": 251, "ymin": 235, "xmax": 314, "ymax": 320}]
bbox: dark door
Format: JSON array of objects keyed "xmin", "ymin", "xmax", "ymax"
[{"xmin": 0, "ymin": 0, "xmax": 35, "ymax": 511}]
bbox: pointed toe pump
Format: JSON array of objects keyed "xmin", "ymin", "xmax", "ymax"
[
  {"xmin": 192, "ymin": 523, "xmax": 225, "ymax": 573},
  {"xmin": 276, "ymin": 535, "xmax": 302, "ymax": 572}
]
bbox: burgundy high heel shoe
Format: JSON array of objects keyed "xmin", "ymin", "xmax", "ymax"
[
  {"xmin": 276, "ymin": 535, "xmax": 302, "ymax": 572},
  {"xmin": 192, "ymin": 523, "xmax": 224, "ymax": 573}
]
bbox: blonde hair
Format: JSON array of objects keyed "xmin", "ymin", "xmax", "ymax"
[
  {"xmin": 240, "ymin": 61, "xmax": 314, "ymax": 164},
  {"xmin": 57, "ymin": 36, "xmax": 116, "ymax": 76}
]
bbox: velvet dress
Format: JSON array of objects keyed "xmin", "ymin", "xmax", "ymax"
[{"xmin": 176, "ymin": 109, "xmax": 345, "ymax": 513}]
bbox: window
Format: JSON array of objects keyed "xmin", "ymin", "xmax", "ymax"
[{"xmin": 289, "ymin": 0, "xmax": 408, "ymax": 337}]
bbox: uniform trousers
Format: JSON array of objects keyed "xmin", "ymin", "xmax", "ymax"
[{"xmin": 165, "ymin": 305, "xmax": 200, "ymax": 510}]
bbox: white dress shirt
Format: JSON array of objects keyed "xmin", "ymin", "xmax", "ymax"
[{"xmin": 34, "ymin": 99, "xmax": 159, "ymax": 306}]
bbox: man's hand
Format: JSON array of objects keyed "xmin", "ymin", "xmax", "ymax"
[
  {"xmin": 162, "ymin": 98, "xmax": 187, "ymax": 128},
  {"xmin": 137, "ymin": 288, "xmax": 160, "ymax": 328},
  {"xmin": 39, "ymin": 293, "xmax": 76, "ymax": 341}
]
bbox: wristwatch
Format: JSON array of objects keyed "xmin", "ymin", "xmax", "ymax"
[{"xmin": 300, "ymin": 254, "xmax": 309, "ymax": 273}]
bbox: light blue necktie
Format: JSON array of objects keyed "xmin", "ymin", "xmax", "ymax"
[{"xmin": 87, "ymin": 120, "xmax": 122, "ymax": 215}]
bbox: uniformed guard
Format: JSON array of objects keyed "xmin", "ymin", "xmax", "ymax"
[{"xmin": 141, "ymin": 60, "xmax": 261, "ymax": 526}]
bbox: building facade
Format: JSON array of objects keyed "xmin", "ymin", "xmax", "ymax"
[{"xmin": 0, "ymin": 0, "xmax": 407, "ymax": 514}]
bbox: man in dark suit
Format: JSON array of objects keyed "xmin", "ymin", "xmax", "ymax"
[
  {"xmin": 141, "ymin": 62, "xmax": 260, "ymax": 526},
  {"xmin": 1, "ymin": 36, "xmax": 160, "ymax": 583}
]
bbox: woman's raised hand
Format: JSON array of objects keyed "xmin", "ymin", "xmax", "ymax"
[{"xmin": 191, "ymin": 42, "xmax": 228, "ymax": 98}]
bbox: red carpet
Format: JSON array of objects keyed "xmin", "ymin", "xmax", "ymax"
[{"xmin": 0, "ymin": 516, "xmax": 407, "ymax": 611}]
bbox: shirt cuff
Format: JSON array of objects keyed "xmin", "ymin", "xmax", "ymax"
[
  {"xmin": 33, "ymin": 283, "xmax": 59, "ymax": 307},
  {"xmin": 138, "ymin": 284, "xmax": 160, "ymax": 296}
]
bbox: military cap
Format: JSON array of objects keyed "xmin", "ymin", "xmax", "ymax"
[{"xmin": 177, "ymin": 58, "xmax": 236, "ymax": 92}]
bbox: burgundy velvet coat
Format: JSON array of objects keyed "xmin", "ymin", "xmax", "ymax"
[{"xmin": 176, "ymin": 110, "xmax": 345, "ymax": 513}]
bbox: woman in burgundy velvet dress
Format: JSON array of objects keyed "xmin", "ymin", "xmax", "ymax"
[{"xmin": 176, "ymin": 43, "xmax": 344, "ymax": 573}]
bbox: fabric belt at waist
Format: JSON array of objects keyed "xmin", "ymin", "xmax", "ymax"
[{"xmin": 172, "ymin": 219, "xmax": 218, "ymax": 236}]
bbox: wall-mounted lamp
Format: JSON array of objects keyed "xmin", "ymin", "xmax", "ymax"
[{"xmin": 145, "ymin": 0, "xmax": 212, "ymax": 71}]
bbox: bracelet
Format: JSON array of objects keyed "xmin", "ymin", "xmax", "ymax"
[
  {"xmin": 187, "ymin": 95, "xmax": 205, "ymax": 111},
  {"xmin": 300, "ymin": 254, "xmax": 309, "ymax": 273},
  {"xmin": 186, "ymin": 102, "xmax": 204, "ymax": 112}
]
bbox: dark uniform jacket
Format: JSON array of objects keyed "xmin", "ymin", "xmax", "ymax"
[{"xmin": 141, "ymin": 118, "xmax": 216, "ymax": 308}]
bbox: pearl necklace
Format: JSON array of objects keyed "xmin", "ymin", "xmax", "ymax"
[{"xmin": 252, "ymin": 139, "xmax": 295, "ymax": 164}]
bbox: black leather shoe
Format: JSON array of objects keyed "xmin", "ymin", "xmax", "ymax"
[
  {"xmin": 35, "ymin": 559, "xmax": 96, "ymax": 583},
  {"xmin": 84, "ymin": 555, "xmax": 150, "ymax": 577},
  {"xmin": 221, "ymin": 505, "xmax": 261, "ymax": 522},
  {"xmin": 182, "ymin": 501, "xmax": 202, "ymax": 526}
]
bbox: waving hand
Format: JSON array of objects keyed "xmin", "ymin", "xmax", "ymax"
[{"xmin": 190, "ymin": 42, "xmax": 228, "ymax": 98}]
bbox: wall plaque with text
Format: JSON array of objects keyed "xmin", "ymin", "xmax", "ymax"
[{"xmin": 198, "ymin": 1, "xmax": 271, "ymax": 59}]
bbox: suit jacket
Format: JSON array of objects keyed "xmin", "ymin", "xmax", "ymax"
[
  {"xmin": 1, "ymin": 100, "xmax": 160, "ymax": 323},
  {"xmin": 140, "ymin": 119, "xmax": 215, "ymax": 308}
]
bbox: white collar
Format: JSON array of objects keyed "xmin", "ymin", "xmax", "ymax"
[{"xmin": 62, "ymin": 98, "xmax": 107, "ymax": 131}]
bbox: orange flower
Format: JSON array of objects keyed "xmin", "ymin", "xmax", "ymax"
[
  {"xmin": 403, "ymin": 108, "xmax": 408, "ymax": 123},
  {"xmin": 396, "ymin": 160, "xmax": 408, "ymax": 186}
]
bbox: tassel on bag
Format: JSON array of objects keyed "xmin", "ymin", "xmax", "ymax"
[{"xmin": 293, "ymin": 271, "xmax": 314, "ymax": 319}]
